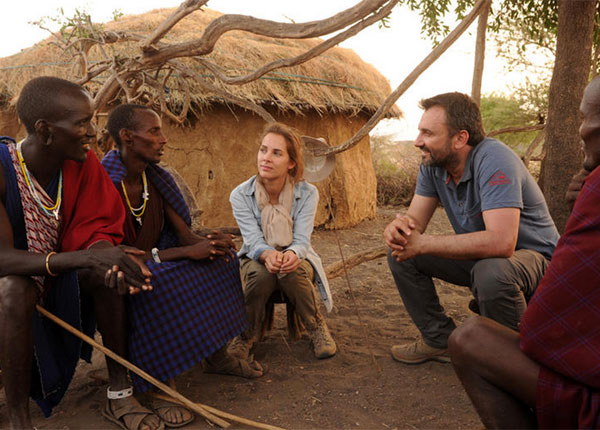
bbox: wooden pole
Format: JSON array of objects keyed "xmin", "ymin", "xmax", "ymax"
[
  {"xmin": 324, "ymin": 245, "xmax": 387, "ymax": 280},
  {"xmin": 35, "ymin": 305, "xmax": 232, "ymax": 428},
  {"xmin": 471, "ymin": 0, "xmax": 491, "ymax": 105}
]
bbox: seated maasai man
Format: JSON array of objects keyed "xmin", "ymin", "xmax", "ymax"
[
  {"xmin": 102, "ymin": 104, "xmax": 264, "ymax": 427},
  {"xmin": 0, "ymin": 76, "xmax": 163, "ymax": 430},
  {"xmin": 448, "ymin": 76, "xmax": 600, "ymax": 428}
]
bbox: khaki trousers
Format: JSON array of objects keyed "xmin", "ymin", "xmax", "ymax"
[
  {"xmin": 387, "ymin": 248, "xmax": 549, "ymax": 349},
  {"xmin": 240, "ymin": 258, "xmax": 322, "ymax": 338}
]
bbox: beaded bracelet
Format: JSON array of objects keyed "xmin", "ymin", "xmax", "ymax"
[{"xmin": 45, "ymin": 252, "xmax": 58, "ymax": 277}]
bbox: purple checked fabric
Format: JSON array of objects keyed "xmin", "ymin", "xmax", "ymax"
[
  {"xmin": 520, "ymin": 166, "xmax": 600, "ymax": 428},
  {"xmin": 102, "ymin": 150, "xmax": 247, "ymax": 392}
]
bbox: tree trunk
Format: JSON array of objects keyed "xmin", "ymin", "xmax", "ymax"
[
  {"xmin": 471, "ymin": 0, "xmax": 490, "ymax": 105},
  {"xmin": 539, "ymin": 0, "xmax": 597, "ymax": 233}
]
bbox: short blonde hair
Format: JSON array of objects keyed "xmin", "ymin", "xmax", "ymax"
[{"xmin": 260, "ymin": 122, "xmax": 304, "ymax": 182}]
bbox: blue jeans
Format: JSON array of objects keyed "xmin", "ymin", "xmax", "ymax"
[{"xmin": 387, "ymin": 249, "xmax": 549, "ymax": 349}]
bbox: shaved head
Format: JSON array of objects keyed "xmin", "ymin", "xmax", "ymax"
[
  {"xmin": 107, "ymin": 104, "xmax": 156, "ymax": 148},
  {"xmin": 16, "ymin": 76, "xmax": 89, "ymax": 134},
  {"xmin": 580, "ymin": 77, "xmax": 600, "ymax": 171},
  {"xmin": 582, "ymin": 76, "xmax": 600, "ymax": 111}
]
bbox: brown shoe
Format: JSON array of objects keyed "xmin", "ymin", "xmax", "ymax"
[
  {"xmin": 391, "ymin": 339, "xmax": 450, "ymax": 364},
  {"xmin": 308, "ymin": 320, "xmax": 337, "ymax": 359},
  {"xmin": 227, "ymin": 335, "xmax": 255, "ymax": 360}
]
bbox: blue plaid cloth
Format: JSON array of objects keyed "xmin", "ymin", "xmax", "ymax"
[{"xmin": 102, "ymin": 151, "xmax": 247, "ymax": 392}]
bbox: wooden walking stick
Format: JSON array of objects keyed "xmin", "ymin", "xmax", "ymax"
[
  {"xmin": 149, "ymin": 392, "xmax": 285, "ymax": 430},
  {"xmin": 35, "ymin": 305, "xmax": 238, "ymax": 428}
]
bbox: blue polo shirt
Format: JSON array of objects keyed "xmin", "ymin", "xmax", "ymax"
[{"xmin": 415, "ymin": 138, "xmax": 559, "ymax": 260}]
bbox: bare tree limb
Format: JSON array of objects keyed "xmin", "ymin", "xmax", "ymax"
[
  {"xmin": 522, "ymin": 129, "xmax": 545, "ymax": 168},
  {"xmin": 325, "ymin": 245, "xmax": 387, "ymax": 280},
  {"xmin": 75, "ymin": 63, "xmax": 112, "ymax": 86},
  {"xmin": 141, "ymin": 0, "xmax": 390, "ymax": 63},
  {"xmin": 194, "ymin": 0, "xmax": 398, "ymax": 86},
  {"xmin": 170, "ymin": 60, "xmax": 276, "ymax": 122},
  {"xmin": 140, "ymin": 0, "xmax": 209, "ymax": 52},
  {"xmin": 471, "ymin": 0, "xmax": 491, "ymax": 105},
  {"xmin": 488, "ymin": 123, "xmax": 544, "ymax": 137},
  {"xmin": 312, "ymin": 0, "xmax": 490, "ymax": 157},
  {"xmin": 101, "ymin": 31, "xmax": 146, "ymax": 45},
  {"xmin": 94, "ymin": 71, "xmax": 131, "ymax": 111}
]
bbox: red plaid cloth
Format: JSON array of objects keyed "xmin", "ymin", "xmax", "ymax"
[
  {"xmin": 0, "ymin": 140, "xmax": 125, "ymax": 417},
  {"xmin": 7, "ymin": 143, "xmax": 60, "ymax": 292},
  {"xmin": 520, "ymin": 166, "xmax": 600, "ymax": 428}
]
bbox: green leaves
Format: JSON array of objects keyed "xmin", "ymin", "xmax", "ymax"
[
  {"xmin": 393, "ymin": 0, "xmax": 562, "ymax": 47},
  {"xmin": 481, "ymin": 93, "xmax": 541, "ymax": 154},
  {"xmin": 30, "ymin": 7, "xmax": 123, "ymax": 45}
]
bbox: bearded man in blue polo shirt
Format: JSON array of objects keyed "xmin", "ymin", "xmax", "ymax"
[{"xmin": 384, "ymin": 92, "xmax": 559, "ymax": 365}]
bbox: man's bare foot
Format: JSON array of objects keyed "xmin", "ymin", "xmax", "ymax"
[{"xmin": 151, "ymin": 397, "xmax": 195, "ymax": 428}]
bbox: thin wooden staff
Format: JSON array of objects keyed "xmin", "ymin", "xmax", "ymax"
[
  {"xmin": 148, "ymin": 392, "xmax": 285, "ymax": 430},
  {"xmin": 35, "ymin": 305, "xmax": 234, "ymax": 428}
]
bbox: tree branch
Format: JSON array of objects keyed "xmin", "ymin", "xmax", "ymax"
[
  {"xmin": 487, "ymin": 123, "xmax": 544, "ymax": 137},
  {"xmin": 170, "ymin": 60, "xmax": 276, "ymax": 122},
  {"xmin": 194, "ymin": 0, "xmax": 397, "ymax": 86},
  {"xmin": 140, "ymin": 0, "xmax": 209, "ymax": 52},
  {"xmin": 522, "ymin": 129, "xmax": 545, "ymax": 168},
  {"xmin": 324, "ymin": 245, "xmax": 387, "ymax": 280},
  {"xmin": 141, "ymin": 0, "xmax": 390, "ymax": 63},
  {"xmin": 471, "ymin": 0, "xmax": 491, "ymax": 104},
  {"xmin": 312, "ymin": 0, "xmax": 490, "ymax": 157}
]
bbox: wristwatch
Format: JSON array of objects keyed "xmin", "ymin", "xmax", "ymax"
[{"xmin": 151, "ymin": 247, "xmax": 161, "ymax": 263}]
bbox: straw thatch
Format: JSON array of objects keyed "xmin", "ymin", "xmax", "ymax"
[{"xmin": 0, "ymin": 7, "xmax": 400, "ymax": 120}]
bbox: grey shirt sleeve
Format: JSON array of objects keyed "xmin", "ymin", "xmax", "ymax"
[
  {"xmin": 415, "ymin": 164, "xmax": 438, "ymax": 198},
  {"xmin": 476, "ymin": 145, "xmax": 525, "ymax": 212}
]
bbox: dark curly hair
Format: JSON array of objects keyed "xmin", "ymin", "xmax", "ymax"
[{"xmin": 419, "ymin": 92, "xmax": 486, "ymax": 147}]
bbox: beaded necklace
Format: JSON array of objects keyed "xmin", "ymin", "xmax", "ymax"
[
  {"xmin": 121, "ymin": 171, "xmax": 149, "ymax": 225},
  {"xmin": 17, "ymin": 142, "xmax": 62, "ymax": 220}
]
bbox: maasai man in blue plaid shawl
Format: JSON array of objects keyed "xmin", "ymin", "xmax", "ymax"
[{"xmin": 103, "ymin": 104, "xmax": 263, "ymax": 427}]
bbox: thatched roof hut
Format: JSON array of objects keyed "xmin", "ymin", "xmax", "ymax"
[{"xmin": 0, "ymin": 7, "xmax": 400, "ymax": 228}]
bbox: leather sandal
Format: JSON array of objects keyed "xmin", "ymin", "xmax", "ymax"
[
  {"xmin": 103, "ymin": 396, "xmax": 165, "ymax": 430},
  {"xmin": 203, "ymin": 354, "xmax": 265, "ymax": 378}
]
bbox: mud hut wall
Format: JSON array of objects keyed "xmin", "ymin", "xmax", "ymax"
[
  {"xmin": 282, "ymin": 110, "xmax": 377, "ymax": 229},
  {"xmin": 0, "ymin": 105, "xmax": 376, "ymax": 229},
  {"xmin": 160, "ymin": 106, "xmax": 376, "ymax": 229},
  {"xmin": 0, "ymin": 108, "xmax": 23, "ymax": 139}
]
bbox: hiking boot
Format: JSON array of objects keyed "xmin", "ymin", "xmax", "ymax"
[
  {"xmin": 391, "ymin": 339, "xmax": 450, "ymax": 364},
  {"xmin": 227, "ymin": 335, "xmax": 255, "ymax": 360},
  {"xmin": 308, "ymin": 320, "xmax": 337, "ymax": 359}
]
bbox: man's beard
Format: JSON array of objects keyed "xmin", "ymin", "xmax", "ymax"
[{"xmin": 422, "ymin": 140, "xmax": 458, "ymax": 169}]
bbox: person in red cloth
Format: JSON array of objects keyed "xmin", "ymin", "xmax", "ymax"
[
  {"xmin": 0, "ymin": 77, "xmax": 163, "ymax": 430},
  {"xmin": 448, "ymin": 76, "xmax": 600, "ymax": 428}
]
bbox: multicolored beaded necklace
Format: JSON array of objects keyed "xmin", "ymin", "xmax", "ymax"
[
  {"xmin": 17, "ymin": 142, "xmax": 62, "ymax": 220},
  {"xmin": 121, "ymin": 171, "xmax": 149, "ymax": 225}
]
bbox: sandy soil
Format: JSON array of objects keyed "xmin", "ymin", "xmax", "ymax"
[{"xmin": 2, "ymin": 206, "xmax": 482, "ymax": 430}]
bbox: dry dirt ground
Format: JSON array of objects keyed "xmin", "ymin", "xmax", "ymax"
[{"xmin": 2, "ymin": 206, "xmax": 482, "ymax": 429}]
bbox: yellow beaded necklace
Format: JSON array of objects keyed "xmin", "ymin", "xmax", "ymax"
[{"xmin": 121, "ymin": 171, "xmax": 149, "ymax": 225}]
